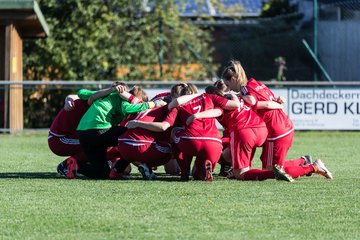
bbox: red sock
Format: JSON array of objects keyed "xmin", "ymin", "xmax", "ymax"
[
  {"xmin": 242, "ymin": 169, "xmax": 275, "ymax": 181},
  {"xmin": 283, "ymin": 157, "xmax": 305, "ymax": 167},
  {"xmin": 284, "ymin": 165, "xmax": 314, "ymax": 178}
]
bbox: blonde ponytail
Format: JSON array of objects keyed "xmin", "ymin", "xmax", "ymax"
[{"xmin": 231, "ymin": 60, "xmax": 248, "ymax": 87}]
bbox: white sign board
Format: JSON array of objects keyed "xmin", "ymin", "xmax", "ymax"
[{"xmin": 287, "ymin": 89, "xmax": 360, "ymax": 130}]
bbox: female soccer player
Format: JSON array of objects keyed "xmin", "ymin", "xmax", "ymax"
[
  {"xmin": 76, "ymin": 83, "xmax": 159, "ymax": 179},
  {"xmin": 48, "ymin": 94, "xmax": 89, "ymax": 179},
  {"xmin": 221, "ymin": 60, "xmax": 333, "ymax": 179}
]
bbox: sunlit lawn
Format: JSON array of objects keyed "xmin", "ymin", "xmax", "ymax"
[{"xmin": 0, "ymin": 131, "xmax": 359, "ymax": 240}]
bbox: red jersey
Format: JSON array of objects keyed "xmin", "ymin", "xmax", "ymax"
[
  {"xmin": 49, "ymin": 99, "xmax": 88, "ymax": 137},
  {"xmin": 118, "ymin": 106, "xmax": 171, "ymax": 143},
  {"xmin": 164, "ymin": 93, "xmax": 228, "ymax": 138},
  {"xmin": 218, "ymin": 98, "xmax": 266, "ymax": 132},
  {"xmin": 244, "ymin": 78, "xmax": 294, "ymax": 139}
]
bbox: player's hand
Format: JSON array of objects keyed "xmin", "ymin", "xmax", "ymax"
[
  {"xmin": 64, "ymin": 97, "xmax": 75, "ymax": 111},
  {"xmin": 154, "ymin": 99, "xmax": 167, "ymax": 107},
  {"xmin": 276, "ymin": 96, "xmax": 286, "ymax": 104},
  {"xmin": 125, "ymin": 120, "xmax": 138, "ymax": 129},
  {"xmin": 114, "ymin": 85, "xmax": 127, "ymax": 93}
]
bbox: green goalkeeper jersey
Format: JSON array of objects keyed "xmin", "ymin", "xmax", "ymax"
[{"xmin": 76, "ymin": 89, "xmax": 150, "ymax": 130}]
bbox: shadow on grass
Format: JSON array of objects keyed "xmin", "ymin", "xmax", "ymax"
[
  {"xmin": 113, "ymin": 173, "xmax": 182, "ymax": 182},
  {"xmin": 0, "ymin": 172, "xmax": 62, "ymax": 179},
  {"xmin": 136, "ymin": 173, "xmax": 182, "ymax": 182},
  {"xmin": 0, "ymin": 172, "xmax": 182, "ymax": 181}
]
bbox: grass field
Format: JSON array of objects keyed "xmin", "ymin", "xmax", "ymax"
[{"xmin": 0, "ymin": 131, "xmax": 359, "ymax": 240}]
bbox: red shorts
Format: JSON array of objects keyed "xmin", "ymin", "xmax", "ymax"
[
  {"xmin": 230, "ymin": 127, "xmax": 267, "ymax": 170},
  {"xmin": 118, "ymin": 140, "xmax": 172, "ymax": 168},
  {"xmin": 260, "ymin": 130, "xmax": 294, "ymax": 169},
  {"xmin": 48, "ymin": 133, "xmax": 82, "ymax": 156},
  {"xmin": 174, "ymin": 134, "xmax": 222, "ymax": 178}
]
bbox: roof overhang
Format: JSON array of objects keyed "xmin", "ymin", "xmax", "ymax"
[{"xmin": 0, "ymin": 0, "xmax": 49, "ymax": 38}]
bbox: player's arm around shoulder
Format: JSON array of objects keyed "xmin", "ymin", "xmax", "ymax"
[
  {"xmin": 87, "ymin": 84, "xmax": 122, "ymax": 105},
  {"xmin": 224, "ymin": 93, "xmax": 241, "ymax": 110},
  {"xmin": 126, "ymin": 120, "xmax": 171, "ymax": 132},
  {"xmin": 168, "ymin": 93, "xmax": 201, "ymax": 110},
  {"xmin": 186, "ymin": 108, "xmax": 223, "ymax": 126}
]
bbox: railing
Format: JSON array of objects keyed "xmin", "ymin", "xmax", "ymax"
[
  {"xmin": 1, "ymin": 80, "xmax": 360, "ymax": 132},
  {"xmin": 1, "ymin": 80, "xmax": 360, "ymax": 88}
]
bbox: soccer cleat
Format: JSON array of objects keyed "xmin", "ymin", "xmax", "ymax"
[
  {"xmin": 219, "ymin": 162, "xmax": 232, "ymax": 177},
  {"xmin": 204, "ymin": 160, "xmax": 213, "ymax": 182},
  {"xmin": 56, "ymin": 158, "xmax": 78, "ymax": 179},
  {"xmin": 313, "ymin": 159, "xmax": 333, "ymax": 180},
  {"xmin": 226, "ymin": 171, "xmax": 236, "ymax": 179},
  {"xmin": 302, "ymin": 155, "xmax": 313, "ymax": 176},
  {"xmin": 57, "ymin": 162, "xmax": 67, "ymax": 177},
  {"xmin": 65, "ymin": 159, "xmax": 78, "ymax": 179},
  {"xmin": 273, "ymin": 164, "xmax": 294, "ymax": 182},
  {"xmin": 138, "ymin": 164, "xmax": 157, "ymax": 180}
]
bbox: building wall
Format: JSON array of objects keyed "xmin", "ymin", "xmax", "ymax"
[{"xmin": 319, "ymin": 21, "xmax": 360, "ymax": 81}]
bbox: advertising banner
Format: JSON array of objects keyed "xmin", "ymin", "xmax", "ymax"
[{"xmin": 287, "ymin": 89, "xmax": 360, "ymax": 130}]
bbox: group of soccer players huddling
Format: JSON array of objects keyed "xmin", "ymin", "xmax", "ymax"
[{"xmin": 48, "ymin": 60, "xmax": 333, "ymax": 182}]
